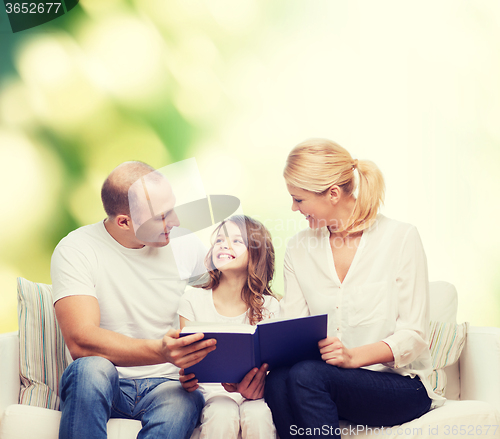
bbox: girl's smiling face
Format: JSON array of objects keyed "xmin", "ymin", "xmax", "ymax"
[{"xmin": 211, "ymin": 221, "xmax": 249, "ymax": 272}]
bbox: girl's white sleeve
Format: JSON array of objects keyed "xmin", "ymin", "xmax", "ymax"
[
  {"xmin": 381, "ymin": 226, "xmax": 430, "ymax": 369},
  {"xmin": 177, "ymin": 288, "xmax": 196, "ymax": 321},
  {"xmin": 282, "ymin": 246, "xmax": 310, "ymax": 319},
  {"xmin": 264, "ymin": 296, "xmax": 281, "ymax": 319}
]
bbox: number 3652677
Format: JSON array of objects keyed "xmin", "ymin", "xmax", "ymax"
[{"xmin": 5, "ymin": 3, "xmax": 62, "ymax": 14}]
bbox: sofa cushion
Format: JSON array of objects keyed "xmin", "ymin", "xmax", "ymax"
[
  {"xmin": 0, "ymin": 404, "xmax": 204, "ymax": 439},
  {"xmin": 339, "ymin": 400, "xmax": 500, "ymax": 438},
  {"xmin": 17, "ymin": 278, "xmax": 72, "ymax": 410},
  {"xmin": 2, "ymin": 401, "xmax": 499, "ymax": 439},
  {"xmin": 428, "ymin": 281, "xmax": 461, "ymax": 400},
  {"xmin": 0, "ymin": 404, "xmax": 141, "ymax": 439},
  {"xmin": 428, "ymin": 320, "xmax": 469, "ymax": 397}
]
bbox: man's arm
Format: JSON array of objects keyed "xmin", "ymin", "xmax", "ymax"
[{"xmin": 55, "ymin": 295, "xmax": 216, "ymax": 368}]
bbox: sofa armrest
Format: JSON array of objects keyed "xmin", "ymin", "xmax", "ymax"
[
  {"xmin": 460, "ymin": 326, "xmax": 500, "ymax": 411},
  {"xmin": 0, "ymin": 332, "xmax": 20, "ymax": 417}
]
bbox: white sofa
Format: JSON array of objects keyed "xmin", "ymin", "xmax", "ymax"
[{"xmin": 1, "ymin": 281, "xmax": 500, "ymax": 439}]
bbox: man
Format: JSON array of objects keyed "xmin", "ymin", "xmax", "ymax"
[{"xmin": 51, "ymin": 161, "xmax": 216, "ymax": 439}]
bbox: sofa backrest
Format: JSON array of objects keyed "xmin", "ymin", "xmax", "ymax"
[
  {"xmin": 0, "ymin": 332, "xmax": 20, "ymax": 416},
  {"xmin": 429, "ymin": 281, "xmax": 458, "ymax": 324}
]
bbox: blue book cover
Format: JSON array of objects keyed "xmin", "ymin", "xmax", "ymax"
[{"xmin": 181, "ymin": 314, "xmax": 327, "ymax": 383}]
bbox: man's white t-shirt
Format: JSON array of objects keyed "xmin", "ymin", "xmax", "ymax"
[{"xmin": 51, "ymin": 221, "xmax": 206, "ymax": 380}]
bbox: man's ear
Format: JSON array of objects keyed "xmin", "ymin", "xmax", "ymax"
[
  {"xmin": 329, "ymin": 185, "xmax": 342, "ymax": 204},
  {"xmin": 115, "ymin": 214, "xmax": 133, "ymax": 230}
]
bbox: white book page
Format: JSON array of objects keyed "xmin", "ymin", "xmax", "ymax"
[{"xmin": 181, "ymin": 321, "xmax": 256, "ymax": 334}]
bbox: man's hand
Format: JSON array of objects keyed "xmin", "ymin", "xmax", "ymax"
[
  {"xmin": 161, "ymin": 329, "xmax": 216, "ymax": 369},
  {"xmin": 222, "ymin": 363, "xmax": 268, "ymax": 400},
  {"xmin": 179, "ymin": 368, "xmax": 199, "ymax": 392},
  {"xmin": 318, "ymin": 336, "xmax": 356, "ymax": 368}
]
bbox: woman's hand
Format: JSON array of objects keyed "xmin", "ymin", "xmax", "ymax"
[
  {"xmin": 222, "ymin": 363, "xmax": 268, "ymax": 400},
  {"xmin": 318, "ymin": 336, "xmax": 357, "ymax": 368},
  {"xmin": 179, "ymin": 368, "xmax": 199, "ymax": 392}
]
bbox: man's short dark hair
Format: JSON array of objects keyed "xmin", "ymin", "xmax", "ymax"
[{"xmin": 101, "ymin": 161, "xmax": 156, "ymax": 218}]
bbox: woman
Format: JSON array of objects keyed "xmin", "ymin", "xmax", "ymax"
[{"xmin": 265, "ymin": 138, "xmax": 444, "ymax": 439}]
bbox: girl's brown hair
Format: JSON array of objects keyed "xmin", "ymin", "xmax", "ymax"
[
  {"xmin": 202, "ymin": 215, "xmax": 276, "ymax": 325},
  {"xmin": 284, "ymin": 138, "xmax": 385, "ymax": 233}
]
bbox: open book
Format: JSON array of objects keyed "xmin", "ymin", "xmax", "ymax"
[{"xmin": 180, "ymin": 314, "xmax": 328, "ymax": 383}]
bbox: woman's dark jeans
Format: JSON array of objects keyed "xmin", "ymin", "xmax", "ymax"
[{"xmin": 265, "ymin": 360, "xmax": 431, "ymax": 439}]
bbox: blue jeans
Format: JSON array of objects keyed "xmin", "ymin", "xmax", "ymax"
[
  {"xmin": 59, "ymin": 356, "xmax": 204, "ymax": 439},
  {"xmin": 265, "ymin": 360, "xmax": 431, "ymax": 439}
]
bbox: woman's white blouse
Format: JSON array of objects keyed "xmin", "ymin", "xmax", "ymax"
[{"xmin": 282, "ymin": 214, "xmax": 444, "ymax": 406}]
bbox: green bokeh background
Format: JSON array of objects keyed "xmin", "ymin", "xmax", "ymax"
[{"xmin": 1, "ymin": 0, "xmax": 499, "ymax": 333}]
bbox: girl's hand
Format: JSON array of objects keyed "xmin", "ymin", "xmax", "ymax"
[
  {"xmin": 222, "ymin": 363, "xmax": 268, "ymax": 400},
  {"xmin": 318, "ymin": 336, "xmax": 356, "ymax": 368},
  {"xmin": 221, "ymin": 382, "xmax": 238, "ymax": 393},
  {"xmin": 179, "ymin": 368, "xmax": 199, "ymax": 392}
]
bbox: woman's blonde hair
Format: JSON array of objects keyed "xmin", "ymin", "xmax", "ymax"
[{"xmin": 284, "ymin": 138, "xmax": 385, "ymax": 233}]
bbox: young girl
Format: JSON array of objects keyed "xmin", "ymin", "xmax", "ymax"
[{"xmin": 178, "ymin": 215, "xmax": 279, "ymax": 439}]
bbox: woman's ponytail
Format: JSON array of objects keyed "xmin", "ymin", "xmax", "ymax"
[{"xmin": 347, "ymin": 159, "xmax": 385, "ymax": 233}]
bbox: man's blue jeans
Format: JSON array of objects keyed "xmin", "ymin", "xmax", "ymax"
[
  {"xmin": 59, "ymin": 356, "xmax": 204, "ymax": 439},
  {"xmin": 265, "ymin": 360, "xmax": 432, "ymax": 439}
]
